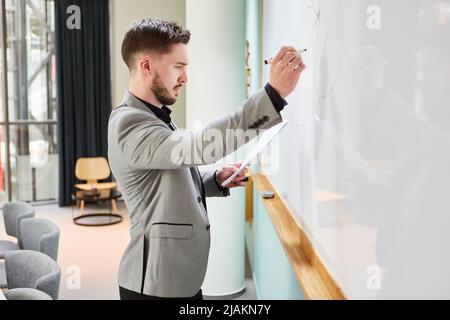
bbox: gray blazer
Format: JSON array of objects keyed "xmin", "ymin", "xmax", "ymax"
[{"xmin": 108, "ymin": 88, "xmax": 282, "ymax": 297}]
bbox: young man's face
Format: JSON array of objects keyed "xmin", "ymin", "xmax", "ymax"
[{"xmin": 150, "ymin": 43, "xmax": 189, "ymax": 106}]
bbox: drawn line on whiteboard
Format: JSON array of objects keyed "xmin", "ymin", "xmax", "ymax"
[
  {"xmin": 313, "ymin": 0, "xmax": 344, "ymax": 100},
  {"xmin": 306, "ymin": 0, "xmax": 320, "ymax": 27},
  {"xmin": 283, "ymin": 0, "xmax": 294, "ymax": 16},
  {"xmin": 292, "ymin": 98, "xmax": 325, "ymax": 127},
  {"xmin": 289, "ymin": 0, "xmax": 344, "ymax": 128}
]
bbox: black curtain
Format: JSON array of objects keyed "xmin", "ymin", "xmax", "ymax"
[{"xmin": 55, "ymin": 0, "xmax": 111, "ymax": 206}]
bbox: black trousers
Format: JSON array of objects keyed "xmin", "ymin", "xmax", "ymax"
[{"xmin": 119, "ymin": 286, "xmax": 203, "ymax": 300}]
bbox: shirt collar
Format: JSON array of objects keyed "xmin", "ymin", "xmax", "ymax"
[{"xmin": 133, "ymin": 94, "xmax": 173, "ymax": 125}]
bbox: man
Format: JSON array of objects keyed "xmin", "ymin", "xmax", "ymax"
[{"xmin": 108, "ymin": 18, "xmax": 305, "ymax": 300}]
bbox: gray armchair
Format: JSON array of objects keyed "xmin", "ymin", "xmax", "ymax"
[
  {"xmin": 0, "ymin": 217, "xmax": 60, "ymax": 289},
  {"xmin": 4, "ymin": 250, "xmax": 61, "ymax": 300},
  {"xmin": 0, "ymin": 261, "xmax": 5, "ymax": 289},
  {"xmin": 20, "ymin": 218, "xmax": 60, "ymax": 261},
  {"xmin": 0, "ymin": 202, "xmax": 35, "ymax": 259},
  {"xmin": 4, "ymin": 288, "xmax": 53, "ymax": 300}
]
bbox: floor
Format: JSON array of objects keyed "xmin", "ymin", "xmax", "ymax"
[{"xmin": 0, "ymin": 201, "xmax": 256, "ymax": 300}]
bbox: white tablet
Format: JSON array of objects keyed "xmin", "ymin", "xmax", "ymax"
[{"xmin": 221, "ymin": 121, "xmax": 289, "ymax": 187}]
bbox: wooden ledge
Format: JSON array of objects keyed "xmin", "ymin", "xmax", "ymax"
[{"xmin": 251, "ymin": 173, "xmax": 346, "ymax": 300}]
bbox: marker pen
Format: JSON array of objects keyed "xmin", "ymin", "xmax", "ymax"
[{"xmin": 264, "ymin": 49, "xmax": 307, "ymax": 65}]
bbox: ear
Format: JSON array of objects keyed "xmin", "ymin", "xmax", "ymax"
[{"xmin": 138, "ymin": 57, "xmax": 152, "ymax": 76}]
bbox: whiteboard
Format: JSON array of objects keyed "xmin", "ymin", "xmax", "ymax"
[{"xmin": 261, "ymin": 0, "xmax": 450, "ymax": 299}]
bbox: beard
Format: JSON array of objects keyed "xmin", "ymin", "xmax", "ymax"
[{"xmin": 151, "ymin": 71, "xmax": 179, "ymax": 106}]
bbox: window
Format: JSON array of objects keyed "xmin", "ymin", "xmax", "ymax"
[{"xmin": 0, "ymin": 0, "xmax": 57, "ymax": 204}]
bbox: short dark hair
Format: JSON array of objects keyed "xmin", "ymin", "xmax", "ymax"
[{"xmin": 121, "ymin": 18, "xmax": 191, "ymax": 70}]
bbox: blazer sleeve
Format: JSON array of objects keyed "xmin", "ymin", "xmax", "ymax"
[
  {"xmin": 200, "ymin": 169, "xmax": 230, "ymax": 198},
  {"xmin": 110, "ymin": 88, "xmax": 283, "ymax": 170}
]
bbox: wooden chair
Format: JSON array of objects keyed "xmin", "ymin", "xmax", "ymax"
[{"xmin": 74, "ymin": 157, "xmax": 118, "ymax": 215}]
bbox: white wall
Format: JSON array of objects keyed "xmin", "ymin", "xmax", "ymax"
[
  {"xmin": 186, "ymin": 0, "xmax": 247, "ymax": 296},
  {"xmin": 110, "ymin": 0, "xmax": 186, "ymax": 128}
]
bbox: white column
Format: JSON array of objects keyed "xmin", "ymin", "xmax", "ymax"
[{"xmin": 186, "ymin": 0, "xmax": 247, "ymax": 296}]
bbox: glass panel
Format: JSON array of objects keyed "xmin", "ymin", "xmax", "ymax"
[
  {"xmin": 0, "ymin": 13, "xmax": 4, "ymax": 123},
  {"xmin": 27, "ymin": 0, "xmax": 56, "ymax": 121},
  {"xmin": 6, "ymin": 0, "xmax": 24, "ymax": 121},
  {"xmin": 0, "ymin": 125, "xmax": 7, "ymax": 203},
  {"xmin": 9, "ymin": 123, "xmax": 58, "ymax": 202},
  {"xmin": 1, "ymin": 0, "xmax": 56, "ymax": 204},
  {"xmin": 5, "ymin": 0, "xmax": 55, "ymax": 121}
]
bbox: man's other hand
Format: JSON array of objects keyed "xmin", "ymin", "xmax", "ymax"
[{"xmin": 215, "ymin": 163, "xmax": 249, "ymax": 189}]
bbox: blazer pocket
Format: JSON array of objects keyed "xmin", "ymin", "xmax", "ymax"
[{"xmin": 150, "ymin": 223, "xmax": 193, "ymax": 239}]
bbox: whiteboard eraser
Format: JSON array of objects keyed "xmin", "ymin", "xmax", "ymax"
[{"xmin": 261, "ymin": 191, "xmax": 275, "ymax": 199}]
